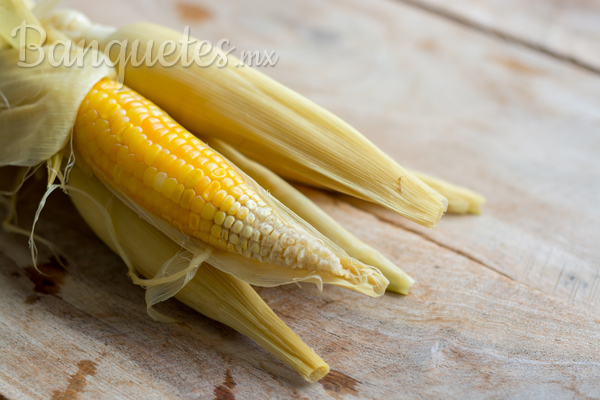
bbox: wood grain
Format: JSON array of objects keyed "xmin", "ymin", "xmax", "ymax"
[
  {"xmin": 2, "ymin": 0, "xmax": 600, "ymax": 398},
  {"xmin": 2, "ymin": 183, "xmax": 600, "ymax": 399},
  {"xmin": 399, "ymin": 0, "xmax": 600, "ymax": 73}
]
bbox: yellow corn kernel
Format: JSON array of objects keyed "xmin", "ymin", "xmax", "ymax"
[
  {"xmin": 227, "ymin": 202, "xmax": 241, "ymax": 216},
  {"xmin": 230, "ymin": 186, "xmax": 243, "ymax": 199},
  {"xmin": 108, "ymin": 143, "xmax": 121, "ymax": 163},
  {"xmin": 85, "ymin": 109, "xmax": 98, "ymax": 124},
  {"xmin": 116, "ymin": 145, "xmax": 129, "ymax": 166},
  {"xmin": 129, "ymin": 133, "xmax": 148, "ymax": 153},
  {"xmin": 189, "ymin": 213, "xmax": 201, "ymax": 230},
  {"xmin": 181, "ymin": 189, "xmax": 195, "ymax": 210},
  {"xmin": 162, "ymin": 177, "xmax": 178, "ymax": 199},
  {"xmin": 191, "ymin": 196, "xmax": 206, "ymax": 214},
  {"xmin": 153, "ymin": 171, "xmax": 167, "ymax": 192},
  {"xmin": 223, "ymin": 215, "xmax": 235, "ymax": 229},
  {"xmin": 214, "ymin": 211, "xmax": 226, "ymax": 225},
  {"xmin": 211, "ymin": 224, "xmax": 222, "ymax": 238},
  {"xmin": 202, "ymin": 181, "xmax": 220, "ymax": 202},
  {"xmin": 220, "ymin": 195, "xmax": 235, "ymax": 212},
  {"xmin": 199, "ymin": 219, "xmax": 213, "ymax": 233},
  {"xmin": 184, "ymin": 169, "xmax": 204, "ymax": 189},
  {"xmin": 212, "ymin": 190, "xmax": 228, "ymax": 208},
  {"xmin": 221, "ymin": 177, "xmax": 235, "ymax": 190},
  {"xmin": 143, "ymin": 167, "xmax": 158, "ymax": 188},
  {"xmin": 177, "ymin": 163, "xmax": 195, "ymax": 184},
  {"xmin": 171, "ymin": 183, "xmax": 185, "ymax": 204},
  {"xmin": 201, "ymin": 203, "xmax": 217, "ymax": 220},
  {"xmin": 184, "ymin": 149, "xmax": 201, "ymax": 163},
  {"xmin": 133, "ymin": 161, "xmax": 146, "ymax": 180},
  {"xmin": 122, "ymin": 153, "xmax": 137, "ymax": 174},
  {"xmin": 166, "ymin": 158, "xmax": 186, "ymax": 178},
  {"xmin": 111, "ymin": 116, "xmax": 130, "ymax": 137},
  {"xmin": 194, "ymin": 175, "xmax": 211, "ymax": 194},
  {"xmin": 151, "ymin": 148, "xmax": 168, "ymax": 168},
  {"xmin": 122, "ymin": 126, "xmax": 142, "ymax": 146},
  {"xmin": 109, "ymin": 108, "xmax": 127, "ymax": 125}
]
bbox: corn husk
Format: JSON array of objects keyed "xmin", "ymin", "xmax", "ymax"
[
  {"xmin": 67, "ymin": 163, "xmax": 329, "ymax": 382},
  {"xmin": 0, "ymin": 0, "xmax": 43, "ymax": 49},
  {"xmin": 0, "ymin": 35, "xmax": 10, "ymax": 50},
  {"xmin": 208, "ymin": 139, "xmax": 415, "ymax": 294},
  {"xmin": 0, "ymin": 0, "xmax": 71, "ymax": 48},
  {"xmin": 0, "ymin": 46, "xmax": 114, "ymax": 167},
  {"xmin": 409, "ymin": 170, "xmax": 485, "ymax": 214}
]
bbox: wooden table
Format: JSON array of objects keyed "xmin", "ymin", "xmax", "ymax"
[{"xmin": 2, "ymin": 0, "xmax": 600, "ymax": 398}]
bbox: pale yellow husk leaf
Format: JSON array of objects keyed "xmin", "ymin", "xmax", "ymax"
[
  {"xmin": 0, "ymin": 0, "xmax": 43, "ymax": 49},
  {"xmin": 409, "ymin": 170, "xmax": 486, "ymax": 214},
  {"xmin": 0, "ymin": 46, "xmax": 115, "ymax": 167}
]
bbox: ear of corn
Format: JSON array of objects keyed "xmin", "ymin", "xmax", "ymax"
[
  {"xmin": 67, "ymin": 163, "xmax": 330, "ymax": 382},
  {"xmin": 208, "ymin": 138, "xmax": 416, "ymax": 294},
  {"xmin": 74, "ymin": 78, "xmax": 389, "ymax": 297},
  {"xmin": 47, "ymin": 10, "xmax": 486, "ymax": 221},
  {"xmin": 68, "ymin": 22, "xmax": 446, "ymax": 229}
]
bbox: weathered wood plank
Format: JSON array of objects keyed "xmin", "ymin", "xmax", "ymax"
[
  {"xmin": 399, "ymin": 0, "xmax": 600, "ymax": 72},
  {"xmin": 1, "ymin": 184, "xmax": 600, "ymax": 399}
]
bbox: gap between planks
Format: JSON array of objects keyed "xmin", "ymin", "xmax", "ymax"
[{"xmin": 394, "ymin": 0, "xmax": 600, "ymax": 75}]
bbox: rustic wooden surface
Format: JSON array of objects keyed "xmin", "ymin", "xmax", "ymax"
[
  {"xmin": 399, "ymin": 0, "xmax": 600, "ymax": 72},
  {"xmin": 2, "ymin": 0, "xmax": 600, "ymax": 398}
]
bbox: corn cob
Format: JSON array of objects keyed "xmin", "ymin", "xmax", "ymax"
[{"xmin": 74, "ymin": 78, "xmax": 388, "ymax": 293}]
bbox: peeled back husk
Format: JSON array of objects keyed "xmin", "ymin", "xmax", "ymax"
[
  {"xmin": 0, "ymin": 46, "xmax": 115, "ymax": 167},
  {"xmin": 67, "ymin": 162, "xmax": 330, "ymax": 382}
]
